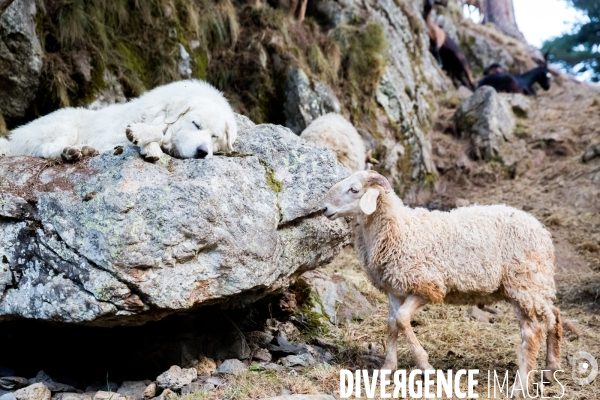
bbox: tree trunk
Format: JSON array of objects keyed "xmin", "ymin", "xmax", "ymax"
[{"xmin": 483, "ymin": 0, "xmax": 526, "ymax": 42}]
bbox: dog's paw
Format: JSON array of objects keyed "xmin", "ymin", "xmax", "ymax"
[
  {"xmin": 126, "ymin": 124, "xmax": 163, "ymax": 146},
  {"xmin": 61, "ymin": 146, "xmax": 82, "ymax": 162},
  {"xmin": 81, "ymin": 146, "xmax": 99, "ymax": 157},
  {"xmin": 140, "ymin": 142, "xmax": 162, "ymax": 163}
]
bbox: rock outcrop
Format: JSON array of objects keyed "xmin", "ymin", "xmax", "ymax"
[
  {"xmin": 0, "ymin": 115, "xmax": 350, "ymax": 326},
  {"xmin": 318, "ymin": 0, "xmax": 447, "ymax": 200},
  {"xmin": 0, "ymin": 0, "xmax": 42, "ymax": 121},
  {"xmin": 298, "ymin": 270, "xmax": 376, "ymax": 324},
  {"xmin": 454, "ymin": 86, "xmax": 524, "ymax": 165},
  {"xmin": 283, "ymin": 69, "xmax": 341, "ymax": 135}
]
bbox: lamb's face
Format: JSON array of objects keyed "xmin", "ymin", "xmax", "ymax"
[
  {"xmin": 322, "ymin": 173, "xmax": 367, "ymax": 219},
  {"xmin": 322, "ymin": 171, "xmax": 390, "ymax": 219},
  {"xmin": 166, "ymin": 111, "xmax": 235, "ymax": 159}
]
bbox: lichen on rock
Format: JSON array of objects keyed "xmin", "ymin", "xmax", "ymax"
[{"xmin": 0, "ymin": 115, "xmax": 351, "ymax": 326}]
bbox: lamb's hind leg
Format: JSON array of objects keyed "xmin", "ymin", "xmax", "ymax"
[
  {"xmin": 513, "ymin": 306, "xmax": 543, "ymax": 394},
  {"xmin": 544, "ymin": 306, "xmax": 562, "ymax": 382},
  {"xmin": 396, "ymin": 295, "xmax": 432, "ymax": 371}
]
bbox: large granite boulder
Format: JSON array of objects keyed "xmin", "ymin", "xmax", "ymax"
[
  {"xmin": 0, "ymin": 115, "xmax": 350, "ymax": 326},
  {"xmin": 454, "ymin": 86, "xmax": 523, "ymax": 165},
  {"xmin": 0, "ymin": 0, "xmax": 42, "ymax": 120}
]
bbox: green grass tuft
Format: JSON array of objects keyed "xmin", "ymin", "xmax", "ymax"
[{"xmin": 331, "ymin": 22, "xmax": 387, "ymax": 99}]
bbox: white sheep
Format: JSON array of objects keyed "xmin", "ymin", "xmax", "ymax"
[
  {"xmin": 322, "ymin": 170, "xmax": 561, "ymax": 391},
  {"xmin": 300, "ymin": 113, "xmax": 367, "ymax": 173}
]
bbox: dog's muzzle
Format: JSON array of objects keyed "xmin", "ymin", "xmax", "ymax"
[{"xmin": 196, "ymin": 145, "xmax": 209, "ymax": 159}]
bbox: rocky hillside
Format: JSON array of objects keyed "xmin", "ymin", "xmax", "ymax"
[
  {"xmin": 1, "ymin": 0, "xmax": 452, "ymax": 201},
  {"xmin": 1, "ymin": 0, "xmax": 599, "ymax": 399}
]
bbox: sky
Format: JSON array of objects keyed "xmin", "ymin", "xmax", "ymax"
[
  {"xmin": 512, "ymin": 0, "xmax": 589, "ymax": 48},
  {"xmin": 461, "ymin": 0, "xmax": 588, "ymax": 48}
]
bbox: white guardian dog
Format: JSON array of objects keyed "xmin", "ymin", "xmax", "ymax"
[{"xmin": 0, "ymin": 80, "xmax": 238, "ymax": 162}]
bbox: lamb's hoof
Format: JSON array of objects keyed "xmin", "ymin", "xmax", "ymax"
[
  {"xmin": 61, "ymin": 147, "xmax": 82, "ymax": 162},
  {"xmin": 543, "ymin": 369, "xmax": 557, "ymax": 384},
  {"xmin": 81, "ymin": 146, "xmax": 99, "ymax": 157}
]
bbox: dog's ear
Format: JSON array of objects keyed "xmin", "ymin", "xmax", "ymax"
[{"xmin": 165, "ymin": 104, "xmax": 191, "ymax": 124}]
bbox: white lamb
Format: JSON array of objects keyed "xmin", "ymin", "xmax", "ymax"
[
  {"xmin": 300, "ymin": 113, "xmax": 367, "ymax": 173},
  {"xmin": 322, "ymin": 170, "xmax": 561, "ymax": 391}
]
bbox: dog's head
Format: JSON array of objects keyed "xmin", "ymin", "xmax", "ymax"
[{"xmin": 145, "ymin": 81, "xmax": 238, "ymax": 159}]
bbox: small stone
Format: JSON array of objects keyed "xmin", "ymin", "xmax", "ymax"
[
  {"xmin": 152, "ymin": 388, "xmax": 176, "ymax": 400},
  {"xmin": 298, "ymin": 270, "xmax": 376, "ymax": 325},
  {"xmin": 116, "ymin": 381, "xmax": 147, "ymax": 400},
  {"xmin": 29, "ymin": 371, "xmax": 53, "ymax": 385},
  {"xmin": 92, "ymin": 392, "xmax": 125, "ymax": 400},
  {"xmin": 266, "ymin": 337, "xmax": 308, "ymax": 357},
  {"xmin": 278, "ymin": 322, "xmax": 301, "ymax": 341},
  {"xmin": 13, "ymin": 383, "xmax": 51, "ymax": 400},
  {"xmin": 466, "ymin": 306, "xmax": 492, "ymax": 323},
  {"xmin": 204, "ymin": 377, "xmax": 223, "ymax": 387},
  {"xmin": 194, "ymin": 356, "xmax": 217, "ymax": 376},
  {"xmin": 253, "ymin": 348, "xmax": 272, "ymax": 362},
  {"xmin": 52, "ymin": 394, "xmax": 92, "ymax": 400},
  {"xmin": 279, "ymin": 353, "xmax": 317, "ymax": 368},
  {"xmin": 156, "ymin": 366, "xmax": 197, "ymax": 390},
  {"xmin": 0, "ymin": 377, "xmax": 29, "ymax": 391},
  {"xmin": 213, "ymin": 359, "xmax": 247, "ymax": 376},
  {"xmin": 143, "ymin": 383, "xmax": 156, "ymax": 399},
  {"xmin": 245, "ymin": 331, "xmax": 274, "ymax": 348},
  {"xmin": 84, "ymin": 383, "xmax": 119, "ymax": 393},
  {"xmin": 180, "ymin": 382, "xmax": 205, "ymax": 395},
  {"xmin": 263, "ymin": 363, "xmax": 286, "ymax": 372},
  {"xmin": 582, "ymin": 143, "xmax": 600, "ymax": 163},
  {"xmin": 307, "ymin": 345, "xmax": 333, "ymax": 363}
]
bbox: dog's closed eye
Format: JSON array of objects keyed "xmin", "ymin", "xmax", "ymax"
[{"xmin": 192, "ymin": 121, "xmax": 202, "ymax": 130}]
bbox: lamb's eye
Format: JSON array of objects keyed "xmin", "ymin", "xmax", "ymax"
[
  {"xmin": 192, "ymin": 121, "xmax": 202, "ymax": 130},
  {"xmin": 349, "ymin": 187, "xmax": 358, "ymax": 194}
]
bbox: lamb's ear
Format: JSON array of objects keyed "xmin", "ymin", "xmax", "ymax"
[{"xmin": 359, "ymin": 188, "xmax": 380, "ymax": 215}]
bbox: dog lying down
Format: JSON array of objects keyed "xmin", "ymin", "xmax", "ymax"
[{"xmin": 0, "ymin": 79, "xmax": 237, "ymax": 162}]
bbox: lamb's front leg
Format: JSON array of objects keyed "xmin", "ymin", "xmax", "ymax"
[
  {"xmin": 396, "ymin": 295, "xmax": 432, "ymax": 371},
  {"xmin": 381, "ymin": 294, "xmax": 403, "ymax": 371},
  {"xmin": 126, "ymin": 123, "xmax": 164, "ymax": 162}
]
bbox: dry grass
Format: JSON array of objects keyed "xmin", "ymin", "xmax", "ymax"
[{"xmin": 176, "ymin": 246, "xmax": 600, "ymax": 399}]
